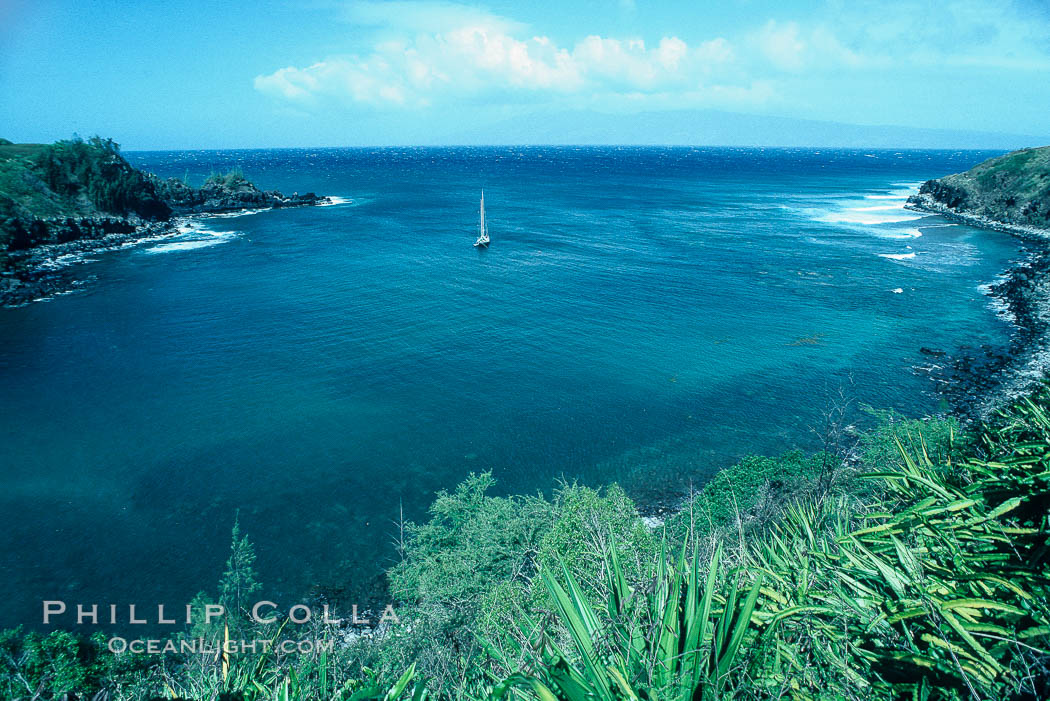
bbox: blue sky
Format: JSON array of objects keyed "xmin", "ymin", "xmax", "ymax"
[{"xmin": 1, "ymin": 0, "xmax": 1048, "ymax": 148}]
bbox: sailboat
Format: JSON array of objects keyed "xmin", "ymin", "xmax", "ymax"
[{"xmin": 473, "ymin": 191, "xmax": 490, "ymax": 248}]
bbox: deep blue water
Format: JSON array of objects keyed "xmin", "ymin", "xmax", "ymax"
[{"xmin": 0, "ymin": 147, "xmax": 1021, "ymax": 628}]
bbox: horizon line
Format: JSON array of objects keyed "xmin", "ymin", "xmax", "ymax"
[{"xmin": 117, "ymin": 143, "xmax": 1040, "ymax": 153}]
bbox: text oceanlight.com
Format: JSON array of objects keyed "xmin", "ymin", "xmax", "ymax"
[{"xmin": 108, "ymin": 637, "xmax": 337, "ymax": 655}]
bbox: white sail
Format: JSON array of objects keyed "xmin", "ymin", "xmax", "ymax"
[{"xmin": 474, "ymin": 190, "xmax": 489, "ymax": 246}]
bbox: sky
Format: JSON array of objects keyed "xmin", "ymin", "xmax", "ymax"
[{"xmin": 1, "ymin": 0, "xmax": 1048, "ymax": 148}]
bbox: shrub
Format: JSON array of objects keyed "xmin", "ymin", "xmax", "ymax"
[
  {"xmin": 0, "ymin": 628, "xmax": 99, "ymax": 698},
  {"xmin": 205, "ymin": 168, "xmax": 249, "ymax": 189}
]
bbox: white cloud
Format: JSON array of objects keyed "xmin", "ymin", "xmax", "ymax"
[
  {"xmin": 794, "ymin": 0, "xmax": 1050, "ymax": 72},
  {"xmin": 749, "ymin": 19, "xmax": 890, "ymax": 72},
  {"xmin": 755, "ymin": 21, "xmax": 806, "ymax": 72},
  {"xmin": 255, "ymin": 1, "xmax": 742, "ymax": 109},
  {"xmin": 255, "ymin": 0, "xmax": 1050, "ymax": 113}
]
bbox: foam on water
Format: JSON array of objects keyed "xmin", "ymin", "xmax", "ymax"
[
  {"xmin": 850, "ymin": 204, "xmax": 909, "ymax": 212},
  {"xmin": 204, "ymin": 208, "xmax": 267, "ymax": 219},
  {"xmin": 978, "ymin": 276, "xmax": 1015, "ymax": 326},
  {"xmin": 142, "ymin": 221, "xmax": 238, "ymax": 254},
  {"xmin": 816, "ymin": 210, "xmax": 925, "ymax": 226},
  {"xmin": 797, "ymin": 182, "xmax": 933, "ymax": 249},
  {"xmin": 876, "ymin": 228, "xmax": 924, "ymax": 240},
  {"xmin": 317, "ymin": 195, "xmax": 352, "ymax": 207},
  {"xmin": 37, "ymin": 253, "xmax": 92, "ymax": 271},
  {"xmin": 143, "ymin": 237, "xmax": 233, "ymax": 254},
  {"xmin": 879, "ymin": 252, "xmax": 917, "ymax": 260}
]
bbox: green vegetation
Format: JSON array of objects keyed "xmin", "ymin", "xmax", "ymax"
[
  {"xmin": 1, "ymin": 392, "xmax": 1047, "ymax": 699},
  {"xmin": 663, "ymin": 451, "xmax": 827, "ymax": 543},
  {"xmin": 916, "ymin": 145, "xmax": 1050, "ymax": 229},
  {"xmin": 204, "ymin": 168, "xmax": 250, "ymax": 190},
  {"xmin": 220, "ymin": 515, "xmax": 263, "ymax": 616},
  {"xmin": 0, "ymin": 628, "xmax": 157, "ymax": 699},
  {"xmin": 0, "ymin": 136, "xmax": 170, "ymax": 260}
]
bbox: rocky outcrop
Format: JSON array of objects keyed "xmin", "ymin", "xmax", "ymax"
[
  {"xmin": 906, "ymin": 146, "xmax": 1050, "ymax": 236},
  {"xmin": 153, "ymin": 173, "xmax": 329, "ymax": 214},
  {"xmin": 2, "ymin": 137, "xmax": 334, "ymax": 306}
]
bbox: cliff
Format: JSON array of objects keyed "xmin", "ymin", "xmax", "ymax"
[
  {"xmin": 906, "ymin": 145, "xmax": 1050, "ymax": 234},
  {"xmin": 0, "ymin": 137, "xmax": 171, "ymax": 255}
]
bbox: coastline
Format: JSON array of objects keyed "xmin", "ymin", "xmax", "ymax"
[
  {"xmin": 907, "ymin": 198, "xmax": 1050, "ymax": 419},
  {"xmin": 0, "ymin": 137, "xmax": 333, "ymax": 308},
  {"xmin": 0, "ymin": 220, "xmax": 179, "ymax": 307},
  {"xmin": 0, "ymin": 198, "xmax": 333, "ymax": 308},
  {"xmin": 904, "ymin": 195, "xmax": 1050, "ymax": 240},
  {"xmin": 7, "ymin": 187, "xmax": 1046, "ymax": 418}
]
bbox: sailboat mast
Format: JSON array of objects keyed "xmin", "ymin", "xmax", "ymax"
[{"xmin": 473, "ymin": 190, "xmax": 489, "ymax": 246}]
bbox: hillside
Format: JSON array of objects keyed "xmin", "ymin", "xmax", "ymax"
[
  {"xmin": 0, "ymin": 137, "xmax": 330, "ymax": 259},
  {"xmin": 0, "ymin": 137, "xmax": 329, "ymax": 306},
  {"xmin": 0, "ymin": 136, "xmax": 171, "ymax": 253},
  {"xmin": 907, "ymin": 145, "xmax": 1050, "ymax": 232}
]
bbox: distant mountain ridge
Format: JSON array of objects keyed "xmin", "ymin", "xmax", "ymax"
[
  {"xmin": 907, "ymin": 146, "xmax": 1050, "ymax": 234},
  {"xmin": 441, "ymin": 109, "xmax": 1046, "ymax": 150}
]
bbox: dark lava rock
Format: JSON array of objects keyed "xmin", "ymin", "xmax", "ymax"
[{"xmin": 153, "ymin": 173, "xmax": 330, "ymax": 214}]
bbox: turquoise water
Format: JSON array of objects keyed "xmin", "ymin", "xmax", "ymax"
[{"xmin": 0, "ymin": 148, "xmax": 1020, "ymax": 627}]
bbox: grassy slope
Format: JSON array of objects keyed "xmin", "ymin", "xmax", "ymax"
[
  {"xmin": 921, "ymin": 145, "xmax": 1050, "ymax": 229},
  {"xmin": 0, "ymin": 143, "xmax": 71, "ymax": 220},
  {"xmin": 0, "ymin": 143, "xmax": 50, "ymax": 160}
]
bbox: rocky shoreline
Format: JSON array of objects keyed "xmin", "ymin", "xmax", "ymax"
[
  {"xmin": 906, "ymin": 201, "xmax": 1050, "ymax": 419},
  {"xmin": 946, "ymin": 244, "xmax": 1050, "ymax": 419},
  {"xmin": 0, "ymin": 220, "xmax": 179, "ymax": 307},
  {"xmin": 625, "ymin": 206, "xmax": 1050, "ymax": 517},
  {"xmin": 903, "ymin": 146, "xmax": 1050, "ymax": 418},
  {"xmin": 1, "ymin": 197, "xmax": 331, "ymax": 308},
  {"xmin": 1, "ymin": 137, "xmax": 333, "ymax": 308},
  {"xmin": 905, "ymin": 195, "xmax": 1050, "ymax": 240}
]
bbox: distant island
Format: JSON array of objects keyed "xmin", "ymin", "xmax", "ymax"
[
  {"xmin": 0, "ymin": 136, "xmax": 328, "ymax": 306},
  {"xmin": 907, "ymin": 145, "xmax": 1050, "ymax": 235}
]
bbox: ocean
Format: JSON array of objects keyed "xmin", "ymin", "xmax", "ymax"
[{"xmin": 0, "ymin": 147, "xmax": 1021, "ymax": 628}]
